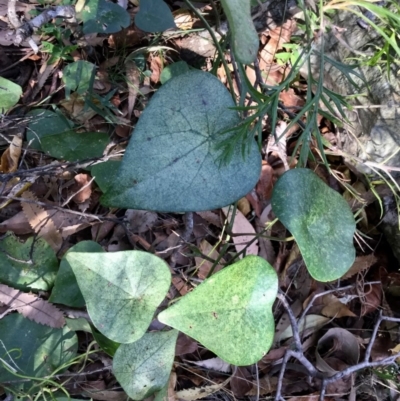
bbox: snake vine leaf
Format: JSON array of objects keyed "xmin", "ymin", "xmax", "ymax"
[
  {"xmin": 271, "ymin": 168, "xmax": 356, "ymax": 282},
  {"xmin": 101, "ymin": 70, "xmax": 261, "ymax": 212},
  {"xmin": 113, "ymin": 331, "xmax": 178, "ymax": 400},
  {"xmin": 158, "ymin": 256, "xmax": 278, "ymax": 366},
  {"xmin": 66, "ymin": 250, "xmax": 171, "ymax": 343}
]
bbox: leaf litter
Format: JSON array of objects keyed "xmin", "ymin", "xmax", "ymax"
[{"xmin": 0, "ymin": 0, "xmax": 398, "ymax": 400}]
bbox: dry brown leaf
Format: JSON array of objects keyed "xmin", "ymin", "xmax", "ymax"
[
  {"xmin": 108, "ymin": 24, "xmax": 145, "ymax": 49},
  {"xmin": 315, "ymin": 328, "xmax": 359, "ymax": 375},
  {"xmin": 0, "ymin": 283, "xmax": 65, "ymax": 327},
  {"xmin": 360, "ymin": 282, "xmax": 382, "ymax": 316},
  {"xmin": 176, "ymin": 376, "xmax": 231, "ymax": 401},
  {"xmin": 194, "ymin": 211, "xmax": 221, "ymax": 228},
  {"xmin": 0, "ymin": 134, "xmax": 22, "ymax": 173},
  {"xmin": 125, "ymin": 60, "xmax": 140, "ymax": 120},
  {"xmin": 167, "ymin": 371, "xmax": 177, "ymax": 401},
  {"xmin": 190, "ymin": 357, "xmax": 231, "ymax": 373},
  {"xmin": 0, "ymin": 210, "xmax": 33, "ymax": 234},
  {"xmin": 195, "ymin": 239, "xmax": 224, "ymax": 280},
  {"xmin": 246, "ymin": 376, "xmax": 278, "ymax": 396},
  {"xmin": 70, "ymin": 173, "xmax": 93, "ymax": 204},
  {"xmin": 125, "ymin": 209, "xmax": 158, "ymax": 233},
  {"xmin": 175, "ymin": 333, "xmax": 198, "ymax": 356},
  {"xmin": 287, "ymin": 395, "xmax": 335, "ymax": 401},
  {"xmin": 221, "ymin": 207, "xmax": 258, "ymax": 257},
  {"xmin": 171, "ymin": 275, "xmax": 191, "ymax": 296},
  {"xmin": 255, "ymin": 160, "xmax": 274, "ymax": 201},
  {"xmin": 173, "ymin": 8, "xmax": 194, "ymax": 30},
  {"xmin": 321, "ymin": 294, "xmax": 356, "ymax": 318},
  {"xmin": 230, "ymin": 367, "xmax": 252, "ymax": 397},
  {"xmin": 150, "ymin": 55, "xmax": 162, "ymax": 84},
  {"xmin": 60, "ymin": 92, "xmax": 97, "ymax": 123},
  {"xmin": 342, "ymin": 254, "xmax": 377, "ymax": 279},
  {"xmin": 20, "ymin": 190, "xmax": 63, "ymax": 252}
]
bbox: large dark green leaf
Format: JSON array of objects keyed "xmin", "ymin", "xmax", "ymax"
[
  {"xmin": 135, "ymin": 0, "xmax": 175, "ymax": 32},
  {"xmin": 66, "ymin": 250, "xmax": 171, "ymax": 343},
  {"xmin": 49, "ymin": 241, "xmax": 103, "ymax": 307},
  {"xmin": 26, "ymin": 109, "xmax": 74, "ymax": 151},
  {"xmin": 0, "ymin": 232, "xmax": 58, "ymax": 291},
  {"xmin": 271, "ymin": 168, "xmax": 356, "ymax": 282},
  {"xmin": 220, "ymin": 0, "xmax": 259, "ymax": 64},
  {"xmin": 80, "ymin": 0, "xmax": 130, "ymax": 34},
  {"xmin": 0, "ymin": 314, "xmax": 77, "ymax": 393},
  {"xmin": 158, "ymin": 256, "xmax": 278, "ymax": 365},
  {"xmin": 113, "ymin": 331, "xmax": 178, "ymax": 400},
  {"xmin": 101, "ymin": 70, "xmax": 261, "ymax": 212},
  {"xmin": 41, "ymin": 131, "xmax": 109, "ymax": 161}
]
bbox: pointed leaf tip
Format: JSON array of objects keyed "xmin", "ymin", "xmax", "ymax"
[
  {"xmin": 100, "ymin": 70, "xmax": 261, "ymax": 212},
  {"xmin": 66, "ymin": 250, "xmax": 171, "ymax": 343}
]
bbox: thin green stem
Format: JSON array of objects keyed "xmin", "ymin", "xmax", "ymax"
[{"xmin": 183, "ymin": 0, "xmax": 235, "ymax": 100}]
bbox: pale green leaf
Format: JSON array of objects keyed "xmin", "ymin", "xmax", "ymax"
[
  {"xmin": 66, "ymin": 251, "xmax": 171, "ymax": 343},
  {"xmin": 158, "ymin": 256, "xmax": 278, "ymax": 365},
  {"xmin": 0, "ymin": 77, "xmax": 22, "ymax": 111},
  {"xmin": 113, "ymin": 330, "xmax": 178, "ymax": 400},
  {"xmin": 271, "ymin": 168, "xmax": 356, "ymax": 282}
]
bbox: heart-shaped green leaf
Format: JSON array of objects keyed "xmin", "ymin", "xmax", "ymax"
[
  {"xmin": 27, "ymin": 109, "xmax": 75, "ymax": 151},
  {"xmin": 271, "ymin": 168, "xmax": 356, "ymax": 282},
  {"xmin": 113, "ymin": 330, "xmax": 178, "ymax": 400},
  {"xmin": 49, "ymin": 241, "xmax": 104, "ymax": 307},
  {"xmin": 220, "ymin": 0, "xmax": 259, "ymax": 64},
  {"xmin": 41, "ymin": 131, "xmax": 109, "ymax": 161},
  {"xmin": 160, "ymin": 61, "xmax": 190, "ymax": 84},
  {"xmin": 0, "ymin": 232, "xmax": 58, "ymax": 291},
  {"xmin": 0, "ymin": 314, "xmax": 77, "ymax": 393},
  {"xmin": 101, "ymin": 70, "xmax": 261, "ymax": 212},
  {"xmin": 0, "ymin": 77, "xmax": 22, "ymax": 111},
  {"xmin": 158, "ymin": 256, "xmax": 277, "ymax": 365},
  {"xmin": 63, "ymin": 61, "xmax": 96, "ymax": 95},
  {"xmin": 66, "ymin": 251, "xmax": 171, "ymax": 343},
  {"xmin": 135, "ymin": 0, "xmax": 176, "ymax": 32},
  {"xmin": 79, "ymin": 0, "xmax": 130, "ymax": 34}
]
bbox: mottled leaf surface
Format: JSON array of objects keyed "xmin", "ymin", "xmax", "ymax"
[
  {"xmin": 158, "ymin": 256, "xmax": 278, "ymax": 365},
  {"xmin": 66, "ymin": 250, "xmax": 171, "ymax": 343},
  {"xmin": 101, "ymin": 71, "xmax": 261, "ymax": 212},
  {"xmin": 113, "ymin": 331, "xmax": 178, "ymax": 400},
  {"xmin": 271, "ymin": 168, "xmax": 356, "ymax": 281}
]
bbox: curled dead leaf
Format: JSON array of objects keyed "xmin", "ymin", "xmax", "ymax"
[
  {"xmin": 0, "ymin": 134, "xmax": 22, "ymax": 173},
  {"xmin": 20, "ymin": 190, "xmax": 63, "ymax": 252}
]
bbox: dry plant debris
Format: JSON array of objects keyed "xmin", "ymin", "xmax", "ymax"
[{"xmin": 0, "ymin": 0, "xmax": 399, "ymax": 400}]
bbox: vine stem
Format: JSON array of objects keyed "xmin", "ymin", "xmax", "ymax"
[{"xmin": 183, "ymin": 0, "xmax": 235, "ymax": 100}]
